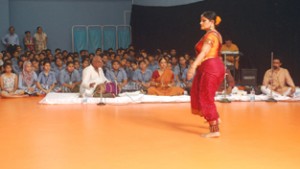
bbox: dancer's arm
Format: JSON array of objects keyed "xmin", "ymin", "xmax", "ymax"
[{"xmin": 187, "ymin": 44, "xmax": 211, "ymax": 80}]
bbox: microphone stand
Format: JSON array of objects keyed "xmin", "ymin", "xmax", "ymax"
[
  {"xmin": 97, "ymin": 83, "xmax": 106, "ymax": 106},
  {"xmin": 219, "ymin": 53, "xmax": 231, "ymax": 103},
  {"xmin": 266, "ymin": 52, "xmax": 277, "ymax": 102},
  {"xmin": 97, "ymin": 92, "xmax": 106, "ymax": 106},
  {"xmin": 115, "ymin": 79, "xmax": 119, "ymax": 97}
]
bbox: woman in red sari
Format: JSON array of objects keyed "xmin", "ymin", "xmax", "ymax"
[{"xmin": 187, "ymin": 11, "xmax": 225, "ymax": 138}]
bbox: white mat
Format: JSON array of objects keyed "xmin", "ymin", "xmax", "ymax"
[
  {"xmin": 39, "ymin": 92, "xmax": 300, "ymax": 105},
  {"xmin": 39, "ymin": 92, "xmax": 191, "ymax": 105}
]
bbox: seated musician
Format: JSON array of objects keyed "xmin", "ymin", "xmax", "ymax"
[
  {"xmin": 261, "ymin": 58, "xmax": 299, "ymax": 97},
  {"xmin": 217, "ymin": 68, "xmax": 235, "ymax": 94},
  {"xmin": 221, "ymin": 38, "xmax": 239, "ymax": 70},
  {"xmin": 80, "ymin": 56, "xmax": 116, "ymax": 97}
]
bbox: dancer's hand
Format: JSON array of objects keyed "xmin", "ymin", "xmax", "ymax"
[{"xmin": 187, "ymin": 67, "xmax": 196, "ymax": 80}]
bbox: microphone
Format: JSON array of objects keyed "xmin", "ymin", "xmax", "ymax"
[
  {"xmin": 266, "ymin": 52, "xmax": 277, "ymax": 102},
  {"xmin": 97, "ymin": 81, "xmax": 107, "ymax": 106},
  {"xmin": 115, "ymin": 79, "xmax": 119, "ymax": 96}
]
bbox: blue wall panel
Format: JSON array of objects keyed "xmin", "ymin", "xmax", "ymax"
[{"xmin": 7, "ymin": 0, "xmax": 131, "ymax": 51}]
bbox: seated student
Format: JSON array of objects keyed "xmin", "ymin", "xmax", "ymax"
[
  {"xmin": 174, "ymin": 56, "xmax": 189, "ymax": 88},
  {"xmin": 66, "ymin": 55, "xmax": 74, "ymax": 63},
  {"xmin": 36, "ymin": 60, "xmax": 58, "ymax": 95},
  {"xmin": 82, "ymin": 58, "xmax": 90, "ymax": 70},
  {"xmin": 105, "ymin": 60, "xmax": 128, "ymax": 91},
  {"xmin": 18, "ymin": 61, "xmax": 38, "ymax": 95},
  {"xmin": 0, "ymin": 63, "xmax": 25, "ymax": 97},
  {"xmin": 147, "ymin": 57, "xmax": 184, "ymax": 96},
  {"xmin": 53, "ymin": 57, "xmax": 65, "ymax": 84},
  {"xmin": 11, "ymin": 51, "xmax": 19, "ymax": 67},
  {"xmin": 102, "ymin": 53, "xmax": 112, "ymax": 72},
  {"xmin": 126, "ymin": 60, "xmax": 139, "ymax": 82},
  {"xmin": 13, "ymin": 60, "xmax": 23, "ymax": 74},
  {"xmin": 77, "ymin": 58, "xmax": 90, "ymax": 79},
  {"xmin": 123, "ymin": 60, "xmax": 140, "ymax": 91},
  {"xmin": 179, "ymin": 57, "xmax": 196, "ymax": 94},
  {"xmin": 59, "ymin": 61, "xmax": 81, "ymax": 93},
  {"xmin": 122, "ymin": 59, "xmax": 132, "ymax": 79},
  {"xmin": 73, "ymin": 60, "xmax": 81, "ymax": 79},
  {"xmin": 132, "ymin": 60, "xmax": 152, "ymax": 91},
  {"xmin": 31, "ymin": 59, "xmax": 40, "ymax": 75},
  {"xmin": 73, "ymin": 60, "xmax": 81, "ymax": 74},
  {"xmin": 147, "ymin": 54, "xmax": 159, "ymax": 72},
  {"xmin": 170, "ymin": 56, "xmax": 178, "ymax": 72},
  {"xmin": 120, "ymin": 58, "xmax": 127, "ymax": 68},
  {"xmin": 261, "ymin": 58, "xmax": 300, "ymax": 97}
]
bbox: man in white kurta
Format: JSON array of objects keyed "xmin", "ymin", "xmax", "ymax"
[
  {"xmin": 80, "ymin": 56, "xmax": 109, "ymax": 97},
  {"xmin": 261, "ymin": 58, "xmax": 299, "ymax": 97}
]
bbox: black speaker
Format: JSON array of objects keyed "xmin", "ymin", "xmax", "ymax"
[{"xmin": 240, "ymin": 69, "xmax": 257, "ymax": 86}]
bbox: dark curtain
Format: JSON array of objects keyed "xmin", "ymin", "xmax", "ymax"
[{"xmin": 130, "ymin": 0, "xmax": 300, "ymax": 84}]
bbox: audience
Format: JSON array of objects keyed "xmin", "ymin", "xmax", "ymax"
[{"xmin": 1, "ymin": 26, "xmax": 300, "ymax": 100}]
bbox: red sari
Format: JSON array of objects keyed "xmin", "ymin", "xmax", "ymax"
[{"xmin": 190, "ymin": 30, "xmax": 225, "ymax": 122}]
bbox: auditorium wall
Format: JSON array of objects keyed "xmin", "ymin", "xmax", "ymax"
[{"xmin": 0, "ymin": 0, "xmax": 131, "ymax": 51}]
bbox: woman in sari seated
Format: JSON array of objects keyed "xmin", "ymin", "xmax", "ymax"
[{"xmin": 147, "ymin": 57, "xmax": 184, "ymax": 96}]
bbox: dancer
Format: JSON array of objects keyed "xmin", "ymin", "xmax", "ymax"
[{"xmin": 187, "ymin": 11, "xmax": 225, "ymax": 138}]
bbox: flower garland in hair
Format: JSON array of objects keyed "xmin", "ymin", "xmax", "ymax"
[{"xmin": 215, "ymin": 16, "xmax": 222, "ymax": 26}]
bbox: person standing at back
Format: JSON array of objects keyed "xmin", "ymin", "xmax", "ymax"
[
  {"xmin": 34, "ymin": 26, "xmax": 48, "ymax": 54},
  {"xmin": 2, "ymin": 26, "xmax": 20, "ymax": 54}
]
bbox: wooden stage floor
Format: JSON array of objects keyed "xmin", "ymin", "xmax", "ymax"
[{"xmin": 0, "ymin": 97, "xmax": 300, "ymax": 169}]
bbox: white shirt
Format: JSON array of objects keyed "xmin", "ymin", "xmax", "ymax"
[
  {"xmin": 80, "ymin": 65, "xmax": 109, "ymax": 96},
  {"xmin": 2, "ymin": 33, "xmax": 19, "ymax": 46}
]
